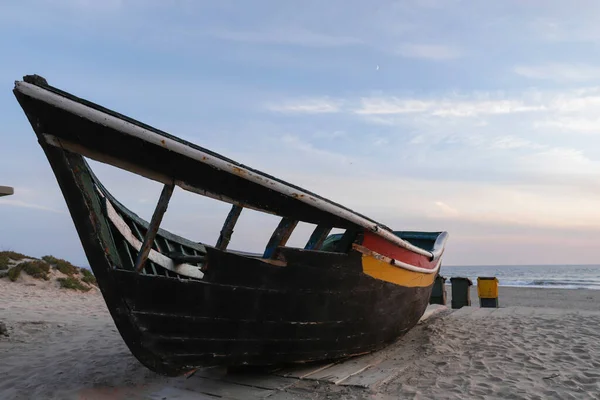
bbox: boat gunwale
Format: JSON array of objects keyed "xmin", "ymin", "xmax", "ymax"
[
  {"xmin": 352, "ymin": 244, "xmax": 441, "ymax": 275},
  {"xmin": 14, "ymin": 79, "xmax": 443, "ymax": 259},
  {"xmin": 100, "ymin": 176, "xmax": 442, "ymax": 277}
]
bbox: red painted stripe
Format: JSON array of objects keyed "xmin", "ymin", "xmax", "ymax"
[{"xmin": 361, "ymin": 231, "xmax": 436, "ymax": 270}]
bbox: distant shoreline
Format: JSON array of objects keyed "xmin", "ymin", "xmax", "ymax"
[{"xmin": 444, "ymin": 282, "xmax": 600, "ymax": 290}]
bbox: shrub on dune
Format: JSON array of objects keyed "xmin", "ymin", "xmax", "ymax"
[
  {"xmin": 8, "ymin": 266, "xmax": 22, "ymax": 281},
  {"xmin": 20, "ymin": 261, "xmax": 51, "ymax": 280},
  {"xmin": 78, "ymin": 268, "xmax": 97, "ymax": 286},
  {"xmin": 0, "ymin": 251, "xmax": 29, "ymax": 261},
  {"xmin": 57, "ymin": 277, "xmax": 91, "ymax": 292},
  {"xmin": 42, "ymin": 255, "xmax": 79, "ymax": 276},
  {"xmin": 0, "ymin": 255, "xmax": 9, "ymax": 271}
]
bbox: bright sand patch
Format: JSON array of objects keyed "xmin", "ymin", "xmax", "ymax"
[
  {"xmin": 0, "ymin": 278, "xmax": 172, "ymax": 400},
  {"xmin": 1, "ymin": 277, "xmax": 600, "ymax": 399},
  {"xmin": 380, "ymin": 306, "xmax": 600, "ymax": 399}
]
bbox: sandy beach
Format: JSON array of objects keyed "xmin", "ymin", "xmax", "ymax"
[
  {"xmin": 1, "ymin": 278, "xmax": 600, "ymax": 399},
  {"xmin": 453, "ymin": 285, "xmax": 600, "ymax": 311}
]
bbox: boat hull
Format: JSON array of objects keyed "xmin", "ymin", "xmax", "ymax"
[
  {"xmin": 12, "ymin": 75, "xmax": 445, "ymax": 377},
  {"xmin": 112, "ymin": 255, "xmax": 432, "ymax": 375},
  {"xmin": 27, "ymin": 134, "xmax": 434, "ymax": 376}
]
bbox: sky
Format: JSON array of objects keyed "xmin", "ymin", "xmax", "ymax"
[{"xmin": 2, "ymin": 0, "xmax": 600, "ymax": 267}]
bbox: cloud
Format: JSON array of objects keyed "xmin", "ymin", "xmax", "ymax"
[
  {"xmin": 285, "ymin": 172, "xmax": 600, "ymax": 231},
  {"xmin": 261, "ymin": 85, "xmax": 600, "ymax": 215},
  {"xmin": 273, "ymin": 93, "xmax": 548, "ymax": 119},
  {"xmin": 514, "ymin": 63, "xmax": 600, "ymax": 83},
  {"xmin": 529, "ymin": 12, "xmax": 600, "ymax": 44},
  {"xmin": 9, "ymin": 0, "xmax": 600, "ymax": 268},
  {"xmin": 280, "ymin": 134, "xmax": 352, "ymax": 165},
  {"xmin": 266, "ymin": 98, "xmax": 342, "ymax": 114},
  {"xmin": 487, "ymin": 136, "xmax": 544, "ymax": 151},
  {"xmin": 355, "ymin": 99, "xmax": 431, "ymax": 115},
  {"xmin": 41, "ymin": 0, "xmax": 125, "ymax": 13},
  {"xmin": 355, "ymin": 97, "xmax": 545, "ymax": 117},
  {"xmin": 209, "ymin": 28, "xmax": 363, "ymax": 47},
  {"xmin": 549, "ymin": 94, "xmax": 600, "ymax": 113},
  {"xmin": 534, "ymin": 117, "xmax": 600, "ymax": 133},
  {"xmin": 270, "ymin": 86, "xmax": 600, "ymax": 136},
  {"xmin": 410, "ymin": 131, "xmax": 547, "ymax": 154},
  {"xmin": 372, "ymin": 137, "xmax": 389, "ymax": 146},
  {"xmin": 518, "ymin": 147, "xmax": 598, "ymax": 175},
  {"xmin": 433, "ymin": 101, "xmax": 545, "ymax": 117},
  {"xmin": 0, "ymin": 199, "xmax": 65, "ymax": 214},
  {"xmin": 395, "ymin": 44, "xmax": 461, "ymax": 60},
  {"xmin": 312, "ymin": 130, "xmax": 347, "ymax": 139},
  {"xmin": 432, "ymin": 201, "xmax": 459, "ymax": 218}
]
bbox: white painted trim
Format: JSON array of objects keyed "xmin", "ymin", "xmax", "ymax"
[
  {"xmin": 352, "ymin": 244, "xmax": 441, "ymax": 274},
  {"xmin": 16, "ymin": 81, "xmax": 433, "ymax": 259},
  {"xmin": 103, "ymin": 195, "xmax": 205, "ymax": 279}
]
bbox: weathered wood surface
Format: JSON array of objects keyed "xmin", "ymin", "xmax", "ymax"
[
  {"xmin": 263, "ymin": 217, "xmax": 298, "ymax": 259},
  {"xmin": 0, "ymin": 186, "xmax": 13, "ymax": 197},
  {"xmin": 135, "ymin": 182, "xmax": 175, "ymax": 272},
  {"xmin": 304, "ymin": 224, "xmax": 332, "ymax": 250},
  {"xmin": 105, "ymin": 198, "xmax": 204, "ymax": 279},
  {"xmin": 216, "ymin": 204, "xmax": 243, "ymax": 250},
  {"xmin": 271, "ymin": 362, "xmax": 336, "ymax": 379},
  {"xmin": 146, "ymin": 386, "xmax": 218, "ymax": 400},
  {"xmin": 194, "ymin": 366, "xmax": 298, "ymax": 390},
  {"xmin": 141, "ymin": 304, "xmax": 452, "ymax": 399}
]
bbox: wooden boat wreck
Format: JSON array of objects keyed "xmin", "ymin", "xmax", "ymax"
[{"xmin": 13, "ymin": 74, "xmax": 449, "ymax": 376}]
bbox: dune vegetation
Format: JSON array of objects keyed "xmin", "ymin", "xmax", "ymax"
[{"xmin": 0, "ymin": 251, "xmax": 96, "ymax": 291}]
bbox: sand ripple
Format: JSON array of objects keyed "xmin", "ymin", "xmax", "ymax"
[{"xmin": 381, "ymin": 310, "xmax": 600, "ymax": 399}]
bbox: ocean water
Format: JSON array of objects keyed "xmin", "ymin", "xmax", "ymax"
[{"xmin": 439, "ymin": 264, "xmax": 600, "ymax": 290}]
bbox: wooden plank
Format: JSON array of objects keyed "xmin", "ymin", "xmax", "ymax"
[
  {"xmin": 105, "ymin": 198, "xmax": 204, "ymax": 279},
  {"xmin": 334, "ymin": 229, "xmax": 360, "ymax": 253},
  {"xmin": 418, "ymin": 304, "xmax": 449, "ymax": 323},
  {"xmin": 266, "ymin": 390, "xmax": 323, "ymax": 400},
  {"xmin": 145, "ymin": 386, "xmax": 218, "ymax": 400},
  {"xmin": 94, "ymin": 182, "xmax": 207, "ymax": 253},
  {"xmin": 216, "ymin": 204, "xmax": 243, "ymax": 250},
  {"xmin": 303, "ymin": 353, "xmax": 385, "ymax": 385},
  {"xmin": 271, "ymin": 362, "xmax": 336, "ymax": 379},
  {"xmin": 267, "ymin": 380, "xmax": 353, "ymax": 399},
  {"xmin": 339, "ymin": 358, "xmax": 409, "ymax": 388},
  {"xmin": 135, "ymin": 182, "xmax": 175, "ymax": 272},
  {"xmin": 263, "ymin": 217, "xmax": 298, "ymax": 259},
  {"xmin": 0, "ymin": 186, "xmax": 13, "ymax": 197},
  {"xmin": 176, "ymin": 376, "xmax": 274, "ymax": 400},
  {"xmin": 166, "ymin": 252, "xmax": 205, "ymax": 264},
  {"xmin": 129, "ymin": 221, "xmax": 157, "ymax": 275},
  {"xmin": 193, "ymin": 366, "xmax": 298, "ymax": 391},
  {"xmin": 220, "ymin": 373, "xmax": 298, "ymax": 391},
  {"xmin": 337, "ymin": 330, "xmax": 428, "ymax": 389},
  {"xmin": 304, "ymin": 224, "xmax": 331, "ymax": 250},
  {"xmin": 333, "ymin": 309, "xmax": 447, "ymax": 388}
]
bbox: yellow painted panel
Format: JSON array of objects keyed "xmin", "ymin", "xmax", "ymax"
[
  {"xmin": 362, "ymin": 255, "xmax": 435, "ymax": 287},
  {"xmin": 477, "ymin": 277, "xmax": 499, "ymax": 298}
]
